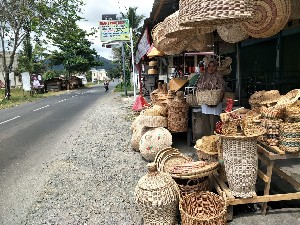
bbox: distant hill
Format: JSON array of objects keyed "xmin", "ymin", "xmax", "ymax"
[
  {"xmin": 96, "ymin": 56, "xmax": 116, "ymax": 71},
  {"xmin": 45, "ymin": 56, "xmax": 116, "ymax": 71}
]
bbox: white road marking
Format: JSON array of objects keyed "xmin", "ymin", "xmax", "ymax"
[
  {"xmin": 0, "ymin": 116, "xmax": 21, "ymax": 125},
  {"xmin": 33, "ymin": 105, "xmax": 50, "ymax": 112}
]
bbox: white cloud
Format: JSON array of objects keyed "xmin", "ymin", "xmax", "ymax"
[{"xmin": 78, "ymin": 0, "xmax": 154, "ymax": 60}]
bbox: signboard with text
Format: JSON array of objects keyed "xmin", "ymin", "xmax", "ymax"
[{"xmin": 99, "ymin": 19, "xmax": 130, "ymax": 42}]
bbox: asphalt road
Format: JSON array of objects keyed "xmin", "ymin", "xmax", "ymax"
[{"xmin": 0, "ymin": 83, "xmax": 116, "ymax": 224}]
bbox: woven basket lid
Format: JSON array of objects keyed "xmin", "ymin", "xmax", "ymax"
[
  {"xmin": 179, "ymin": 0, "xmax": 255, "ymax": 27},
  {"xmin": 136, "ymin": 163, "xmax": 175, "ymax": 191},
  {"xmin": 241, "ymin": 0, "xmax": 291, "ymax": 38},
  {"xmin": 217, "ymin": 23, "xmax": 249, "ymax": 43}
]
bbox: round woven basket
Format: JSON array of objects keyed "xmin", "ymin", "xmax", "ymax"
[
  {"xmin": 148, "ymin": 68, "xmax": 157, "ymax": 75},
  {"xmin": 241, "ymin": 0, "xmax": 291, "ymax": 38},
  {"xmin": 179, "ymin": 192, "xmax": 227, "ymax": 225},
  {"xmin": 217, "ymin": 23, "xmax": 249, "ymax": 43},
  {"xmin": 141, "ymin": 115, "xmax": 168, "ymax": 128},
  {"xmin": 149, "ymin": 61, "xmax": 157, "ymax": 67},
  {"xmin": 139, "ymin": 127, "xmax": 173, "ymax": 161},
  {"xmin": 220, "ymin": 134, "xmax": 258, "ymax": 198},
  {"xmin": 179, "ymin": 0, "xmax": 255, "ymax": 27},
  {"xmin": 175, "ymin": 177, "xmax": 211, "ymax": 198},
  {"xmin": 135, "ymin": 163, "xmax": 179, "ymax": 224},
  {"xmin": 275, "ymin": 89, "xmax": 300, "ymax": 108},
  {"xmin": 131, "ymin": 126, "xmax": 149, "ymax": 151}
]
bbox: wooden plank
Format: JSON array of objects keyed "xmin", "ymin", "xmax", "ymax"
[
  {"xmin": 257, "ymin": 169, "xmax": 269, "ymax": 183},
  {"xmin": 262, "ymin": 161, "xmax": 274, "ymax": 214},
  {"xmin": 230, "ymin": 192, "xmax": 300, "ymax": 205},
  {"xmin": 213, "ymin": 172, "xmax": 235, "ymax": 200},
  {"xmin": 258, "ymin": 141, "xmax": 284, "ymax": 155},
  {"xmin": 273, "ymin": 165, "xmax": 300, "ymax": 191}
]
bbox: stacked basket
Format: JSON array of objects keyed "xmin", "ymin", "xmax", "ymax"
[
  {"xmin": 167, "ymin": 92, "xmax": 189, "ymax": 132},
  {"xmin": 279, "ymin": 122, "xmax": 300, "ymax": 153}
]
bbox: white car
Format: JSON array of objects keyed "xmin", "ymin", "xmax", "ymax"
[{"xmin": 77, "ymin": 76, "xmax": 87, "ymax": 85}]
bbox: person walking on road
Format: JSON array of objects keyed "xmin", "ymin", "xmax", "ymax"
[{"xmin": 104, "ymin": 80, "xmax": 109, "ymax": 92}]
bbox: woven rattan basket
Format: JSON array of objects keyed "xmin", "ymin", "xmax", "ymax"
[
  {"xmin": 196, "ymin": 88, "xmax": 223, "ymax": 106},
  {"xmin": 179, "ymin": 0, "xmax": 255, "ymax": 27},
  {"xmin": 131, "ymin": 125, "xmax": 150, "ymax": 151},
  {"xmin": 217, "ymin": 23, "xmax": 249, "ymax": 43},
  {"xmin": 241, "ymin": 0, "xmax": 291, "ymax": 38},
  {"xmin": 139, "ymin": 127, "xmax": 173, "ymax": 161},
  {"xmin": 279, "ymin": 122, "xmax": 300, "ymax": 152},
  {"xmin": 179, "ymin": 192, "xmax": 227, "ymax": 225},
  {"xmin": 175, "ymin": 177, "xmax": 211, "ymax": 198},
  {"xmin": 220, "ymin": 134, "xmax": 258, "ymax": 198},
  {"xmin": 141, "ymin": 115, "xmax": 168, "ymax": 128},
  {"xmin": 167, "ymin": 92, "xmax": 189, "ymax": 132},
  {"xmin": 135, "ymin": 163, "xmax": 179, "ymax": 224}
]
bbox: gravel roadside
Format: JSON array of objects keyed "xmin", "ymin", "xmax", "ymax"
[
  {"xmin": 22, "ymin": 92, "xmax": 146, "ymax": 224},
  {"xmin": 12, "ymin": 90, "xmax": 300, "ymax": 225}
]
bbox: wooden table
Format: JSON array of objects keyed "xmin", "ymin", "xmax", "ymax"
[{"xmin": 212, "ymin": 141, "xmax": 300, "ymax": 220}]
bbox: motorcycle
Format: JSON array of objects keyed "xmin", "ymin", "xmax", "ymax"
[{"xmin": 104, "ymin": 82, "xmax": 109, "ymax": 92}]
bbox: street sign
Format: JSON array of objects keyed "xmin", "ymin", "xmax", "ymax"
[{"xmin": 99, "ymin": 19, "xmax": 130, "ymax": 42}]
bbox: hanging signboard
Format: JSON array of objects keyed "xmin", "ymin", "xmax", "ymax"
[
  {"xmin": 99, "ymin": 19, "xmax": 130, "ymax": 42},
  {"xmin": 136, "ymin": 27, "xmax": 150, "ymax": 64}
]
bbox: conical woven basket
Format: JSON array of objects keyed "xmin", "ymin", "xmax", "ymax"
[
  {"xmin": 179, "ymin": 0, "xmax": 255, "ymax": 27},
  {"xmin": 135, "ymin": 163, "xmax": 179, "ymax": 225}
]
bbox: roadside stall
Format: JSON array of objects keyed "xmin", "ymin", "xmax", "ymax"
[{"xmin": 131, "ymin": 0, "xmax": 300, "ymax": 224}]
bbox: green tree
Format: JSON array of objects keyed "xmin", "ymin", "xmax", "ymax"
[
  {"xmin": 0, "ymin": 0, "xmax": 84, "ymax": 99},
  {"xmin": 48, "ymin": 15, "xmax": 102, "ymax": 77}
]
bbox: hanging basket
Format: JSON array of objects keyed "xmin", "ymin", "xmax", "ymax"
[
  {"xmin": 179, "ymin": 192, "xmax": 227, "ymax": 225},
  {"xmin": 241, "ymin": 0, "xmax": 291, "ymax": 38},
  {"xmin": 179, "ymin": 0, "xmax": 255, "ymax": 27},
  {"xmin": 165, "ymin": 11, "xmax": 215, "ymax": 38},
  {"xmin": 217, "ymin": 23, "xmax": 249, "ymax": 43},
  {"xmin": 220, "ymin": 134, "xmax": 258, "ymax": 198}
]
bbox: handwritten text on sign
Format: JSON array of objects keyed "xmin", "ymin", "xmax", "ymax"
[{"xmin": 99, "ymin": 19, "xmax": 130, "ymax": 42}]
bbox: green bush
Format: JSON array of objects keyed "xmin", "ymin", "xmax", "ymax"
[{"xmin": 114, "ymin": 82, "xmax": 134, "ymax": 92}]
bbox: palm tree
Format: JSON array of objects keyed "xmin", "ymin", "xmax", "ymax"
[{"xmin": 111, "ymin": 7, "xmax": 145, "ymax": 84}]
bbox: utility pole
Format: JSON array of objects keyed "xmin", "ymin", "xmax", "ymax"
[
  {"xmin": 121, "ymin": 42, "xmax": 127, "ymax": 96},
  {"xmin": 130, "ymin": 27, "xmax": 136, "ymax": 99}
]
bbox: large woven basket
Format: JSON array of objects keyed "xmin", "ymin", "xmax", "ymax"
[
  {"xmin": 175, "ymin": 177, "xmax": 211, "ymax": 198},
  {"xmin": 139, "ymin": 127, "xmax": 173, "ymax": 161},
  {"xmin": 141, "ymin": 115, "xmax": 168, "ymax": 128},
  {"xmin": 179, "ymin": 0, "xmax": 255, "ymax": 27},
  {"xmin": 167, "ymin": 92, "xmax": 189, "ymax": 132},
  {"xmin": 241, "ymin": 0, "xmax": 291, "ymax": 38},
  {"xmin": 179, "ymin": 192, "xmax": 227, "ymax": 225},
  {"xmin": 290, "ymin": 0, "xmax": 300, "ymax": 19},
  {"xmin": 135, "ymin": 163, "xmax": 179, "ymax": 224},
  {"xmin": 220, "ymin": 134, "xmax": 258, "ymax": 198},
  {"xmin": 196, "ymin": 89, "xmax": 223, "ymax": 105}
]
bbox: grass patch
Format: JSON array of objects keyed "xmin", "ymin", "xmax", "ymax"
[
  {"xmin": 114, "ymin": 83, "xmax": 134, "ymax": 92},
  {"xmin": 0, "ymin": 87, "xmax": 69, "ymax": 110}
]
